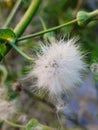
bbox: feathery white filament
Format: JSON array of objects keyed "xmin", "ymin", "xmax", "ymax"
[{"xmin": 30, "ymin": 38, "xmax": 87, "ymax": 99}]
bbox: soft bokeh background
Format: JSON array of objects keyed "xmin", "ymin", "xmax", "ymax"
[{"xmin": 0, "ymin": 0, "xmax": 98, "ymax": 130}]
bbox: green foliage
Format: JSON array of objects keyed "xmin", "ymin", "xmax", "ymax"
[
  {"xmin": 7, "ymin": 91, "xmax": 19, "ymax": 101},
  {"xmin": 0, "ymin": 28, "xmax": 16, "ymax": 59},
  {"xmin": 22, "ymin": 0, "xmax": 29, "ymax": 5},
  {"xmin": 0, "ymin": 44, "xmax": 6, "ymax": 57},
  {"xmin": 26, "ymin": 119, "xmax": 39, "ymax": 130},
  {"xmin": 77, "ymin": 11, "xmax": 90, "ymax": 26},
  {"xmin": 26, "ymin": 118, "xmax": 55, "ymax": 130},
  {"xmin": 77, "ymin": 10, "xmax": 98, "ymax": 27},
  {"xmin": 0, "ymin": 28, "xmax": 16, "ymax": 42}
]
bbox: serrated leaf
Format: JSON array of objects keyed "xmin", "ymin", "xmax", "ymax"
[
  {"xmin": 0, "ymin": 44, "xmax": 6, "ymax": 56},
  {"xmin": 0, "ymin": 28, "xmax": 16, "ymax": 42}
]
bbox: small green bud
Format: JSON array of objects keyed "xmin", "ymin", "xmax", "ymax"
[
  {"xmin": 77, "ymin": 11, "xmax": 90, "ymax": 26},
  {"xmin": 77, "ymin": 10, "xmax": 98, "ymax": 27}
]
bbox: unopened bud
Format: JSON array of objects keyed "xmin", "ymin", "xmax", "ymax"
[{"xmin": 77, "ymin": 10, "xmax": 98, "ymax": 26}]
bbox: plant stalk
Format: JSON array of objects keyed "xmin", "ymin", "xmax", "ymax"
[
  {"xmin": 14, "ymin": 0, "xmax": 42, "ymax": 37},
  {"xmin": 4, "ymin": 119, "xmax": 25, "ymax": 128},
  {"xmin": 0, "ymin": 0, "xmax": 42, "ymax": 61},
  {"xmin": 89, "ymin": 9, "xmax": 98, "ymax": 19},
  {"xmin": 9, "ymin": 40, "xmax": 32, "ymax": 61},
  {"xmin": 4, "ymin": 0, "xmax": 22, "ymax": 28},
  {"xmin": 17, "ymin": 19, "xmax": 77, "ymax": 41}
]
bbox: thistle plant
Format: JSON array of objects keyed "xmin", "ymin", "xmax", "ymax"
[{"xmin": 0, "ymin": 0, "xmax": 98, "ymax": 130}]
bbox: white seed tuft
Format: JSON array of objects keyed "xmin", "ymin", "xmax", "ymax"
[{"xmin": 29, "ymin": 38, "xmax": 87, "ymax": 100}]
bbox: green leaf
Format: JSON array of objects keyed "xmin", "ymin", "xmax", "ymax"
[
  {"xmin": 26, "ymin": 119, "xmax": 55, "ymax": 130},
  {"xmin": 0, "ymin": 44, "xmax": 6, "ymax": 57},
  {"xmin": 26, "ymin": 119, "xmax": 39, "ymax": 130},
  {"xmin": 0, "ymin": 28, "xmax": 16, "ymax": 59},
  {"xmin": 0, "ymin": 28, "xmax": 16, "ymax": 42},
  {"xmin": 0, "ymin": 28, "xmax": 32, "ymax": 61}
]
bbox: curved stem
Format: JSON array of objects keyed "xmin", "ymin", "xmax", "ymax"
[
  {"xmin": 14, "ymin": 0, "xmax": 42, "ymax": 37},
  {"xmin": 4, "ymin": 0, "xmax": 22, "ymax": 28},
  {"xmin": 9, "ymin": 40, "xmax": 32, "ymax": 61},
  {"xmin": 0, "ymin": 0, "xmax": 42, "ymax": 61},
  {"xmin": 17, "ymin": 19, "xmax": 77, "ymax": 41},
  {"xmin": 89, "ymin": 9, "xmax": 98, "ymax": 19},
  {"xmin": 4, "ymin": 119, "xmax": 25, "ymax": 128},
  {"xmin": 0, "ymin": 64, "xmax": 7, "ymax": 82}
]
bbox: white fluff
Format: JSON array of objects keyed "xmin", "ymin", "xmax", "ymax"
[{"xmin": 30, "ymin": 38, "xmax": 87, "ymax": 99}]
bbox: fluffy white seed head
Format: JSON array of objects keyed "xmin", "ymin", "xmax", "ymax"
[{"xmin": 29, "ymin": 38, "xmax": 87, "ymax": 100}]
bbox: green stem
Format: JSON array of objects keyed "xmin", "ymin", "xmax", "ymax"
[
  {"xmin": 17, "ymin": 19, "xmax": 77, "ymax": 41},
  {"xmin": 0, "ymin": 64, "xmax": 7, "ymax": 83},
  {"xmin": 39, "ymin": 16, "xmax": 47, "ymax": 30},
  {"xmin": 4, "ymin": 119, "xmax": 25, "ymax": 128},
  {"xmin": 14, "ymin": 0, "xmax": 42, "ymax": 37},
  {"xmin": 9, "ymin": 40, "xmax": 32, "ymax": 61},
  {"xmin": 4, "ymin": 0, "xmax": 22, "ymax": 28},
  {"xmin": 89, "ymin": 9, "xmax": 98, "ymax": 18},
  {"xmin": 0, "ymin": 0, "xmax": 42, "ymax": 61}
]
